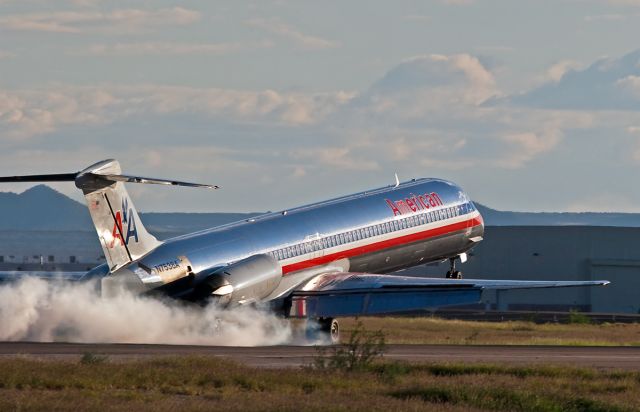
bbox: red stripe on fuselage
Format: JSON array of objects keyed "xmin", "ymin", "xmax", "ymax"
[{"xmin": 281, "ymin": 216, "xmax": 482, "ymax": 275}]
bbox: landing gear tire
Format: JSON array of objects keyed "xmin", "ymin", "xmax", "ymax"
[
  {"xmin": 446, "ymin": 270, "xmax": 463, "ymax": 279},
  {"xmin": 445, "ymin": 258, "xmax": 463, "ymax": 279},
  {"xmin": 306, "ymin": 317, "xmax": 340, "ymax": 344}
]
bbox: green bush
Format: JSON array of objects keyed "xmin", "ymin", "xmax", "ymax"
[
  {"xmin": 79, "ymin": 352, "xmax": 109, "ymax": 365},
  {"xmin": 312, "ymin": 320, "xmax": 386, "ymax": 371},
  {"xmin": 568, "ymin": 309, "xmax": 592, "ymax": 325}
]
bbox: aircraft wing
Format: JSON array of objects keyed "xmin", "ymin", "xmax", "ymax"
[{"xmin": 287, "ymin": 272, "xmax": 609, "ymax": 318}]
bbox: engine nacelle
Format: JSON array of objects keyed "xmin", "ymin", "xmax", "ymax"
[{"xmin": 197, "ymin": 254, "xmax": 282, "ymax": 305}]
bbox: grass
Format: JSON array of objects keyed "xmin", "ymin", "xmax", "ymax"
[
  {"xmin": 1, "ymin": 356, "xmax": 639, "ymax": 411},
  {"xmin": 338, "ymin": 317, "xmax": 640, "ymax": 346}
]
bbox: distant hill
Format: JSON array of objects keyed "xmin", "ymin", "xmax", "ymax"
[
  {"xmin": 2, "ymin": 185, "xmax": 640, "ymax": 232},
  {"xmin": 0, "ymin": 185, "xmax": 92, "ymax": 231},
  {"xmin": 474, "ymin": 203, "xmax": 640, "ymax": 227},
  {"xmin": 0, "ymin": 185, "xmax": 259, "ymax": 233}
]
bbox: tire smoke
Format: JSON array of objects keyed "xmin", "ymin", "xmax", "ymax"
[{"xmin": 0, "ymin": 277, "xmax": 292, "ymax": 346}]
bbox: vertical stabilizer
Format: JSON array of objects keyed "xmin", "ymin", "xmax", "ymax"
[{"xmin": 76, "ymin": 160, "xmax": 161, "ymax": 271}]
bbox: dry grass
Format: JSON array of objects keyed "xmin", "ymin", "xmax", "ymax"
[
  {"xmin": 338, "ymin": 317, "xmax": 640, "ymax": 346},
  {"xmin": 0, "ymin": 356, "xmax": 638, "ymax": 411}
]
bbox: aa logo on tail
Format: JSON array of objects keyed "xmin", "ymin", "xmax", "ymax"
[{"xmin": 110, "ymin": 198, "xmax": 139, "ymax": 248}]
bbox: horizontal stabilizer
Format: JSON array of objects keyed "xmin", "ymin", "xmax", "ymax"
[
  {"xmin": 102, "ymin": 174, "xmax": 219, "ymax": 189},
  {"xmin": 0, "ymin": 173, "xmax": 77, "ymax": 183},
  {"xmin": 0, "ymin": 159, "xmax": 218, "ymax": 190}
]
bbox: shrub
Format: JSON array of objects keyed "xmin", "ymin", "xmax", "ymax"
[
  {"xmin": 568, "ymin": 309, "xmax": 592, "ymax": 325},
  {"xmin": 80, "ymin": 352, "xmax": 109, "ymax": 365},
  {"xmin": 312, "ymin": 320, "xmax": 386, "ymax": 371}
]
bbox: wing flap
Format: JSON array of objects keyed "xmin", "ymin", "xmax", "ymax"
[
  {"xmin": 289, "ymin": 288, "xmax": 482, "ymax": 318},
  {"xmin": 288, "ymin": 272, "xmax": 609, "ymax": 318}
]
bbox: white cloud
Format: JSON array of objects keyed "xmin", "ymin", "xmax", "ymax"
[
  {"xmin": 0, "ymin": 7, "xmax": 200, "ymax": 34},
  {"xmin": 498, "ymin": 128, "xmax": 563, "ymax": 168},
  {"xmin": 290, "ymin": 147, "xmax": 379, "ymax": 171},
  {"xmin": 0, "ymin": 51, "xmax": 15, "ymax": 59},
  {"xmin": 606, "ymin": 0, "xmax": 640, "ymax": 5},
  {"xmin": 584, "ymin": 14, "xmax": 628, "ymax": 22},
  {"xmin": 616, "ymin": 75, "xmax": 640, "ymax": 97},
  {"xmin": 246, "ymin": 18, "xmax": 338, "ymax": 50},
  {"xmin": 2, "ymin": 50, "xmax": 638, "ymax": 191},
  {"xmin": 403, "ymin": 15, "xmax": 431, "ymax": 22},
  {"xmin": 546, "ymin": 60, "xmax": 583, "ymax": 82},
  {"xmin": 0, "ymin": 85, "xmax": 354, "ymax": 140},
  {"xmin": 442, "ymin": 0, "xmax": 475, "ymax": 4},
  {"xmin": 505, "ymin": 50, "xmax": 640, "ymax": 110},
  {"xmin": 79, "ymin": 40, "xmax": 274, "ymax": 56},
  {"xmin": 364, "ymin": 53, "xmax": 497, "ymax": 117}
]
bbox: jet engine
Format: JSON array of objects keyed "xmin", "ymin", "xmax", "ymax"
[{"xmin": 194, "ymin": 254, "xmax": 282, "ymax": 305}]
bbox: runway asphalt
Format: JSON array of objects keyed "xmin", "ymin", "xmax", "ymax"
[{"xmin": 1, "ymin": 342, "xmax": 640, "ymax": 370}]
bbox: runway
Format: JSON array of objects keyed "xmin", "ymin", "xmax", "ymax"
[{"xmin": 1, "ymin": 342, "xmax": 640, "ymax": 370}]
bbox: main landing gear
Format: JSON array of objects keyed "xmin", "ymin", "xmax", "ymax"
[
  {"xmin": 305, "ymin": 317, "xmax": 340, "ymax": 344},
  {"xmin": 445, "ymin": 257, "xmax": 463, "ymax": 279}
]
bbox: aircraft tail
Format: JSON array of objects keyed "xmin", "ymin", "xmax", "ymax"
[{"xmin": 0, "ymin": 159, "xmax": 218, "ymax": 272}]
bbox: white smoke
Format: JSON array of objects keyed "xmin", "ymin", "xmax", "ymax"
[{"xmin": 0, "ymin": 277, "xmax": 293, "ymax": 346}]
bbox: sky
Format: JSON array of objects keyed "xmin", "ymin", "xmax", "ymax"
[{"xmin": 0, "ymin": 0, "xmax": 639, "ymax": 213}]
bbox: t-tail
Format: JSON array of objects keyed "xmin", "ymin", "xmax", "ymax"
[{"xmin": 0, "ymin": 159, "xmax": 219, "ymax": 272}]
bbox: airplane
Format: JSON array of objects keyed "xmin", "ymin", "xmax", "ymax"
[{"xmin": 0, "ymin": 159, "xmax": 609, "ymax": 342}]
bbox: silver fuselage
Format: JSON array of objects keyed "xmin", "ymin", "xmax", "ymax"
[{"xmin": 108, "ymin": 178, "xmax": 484, "ymax": 300}]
